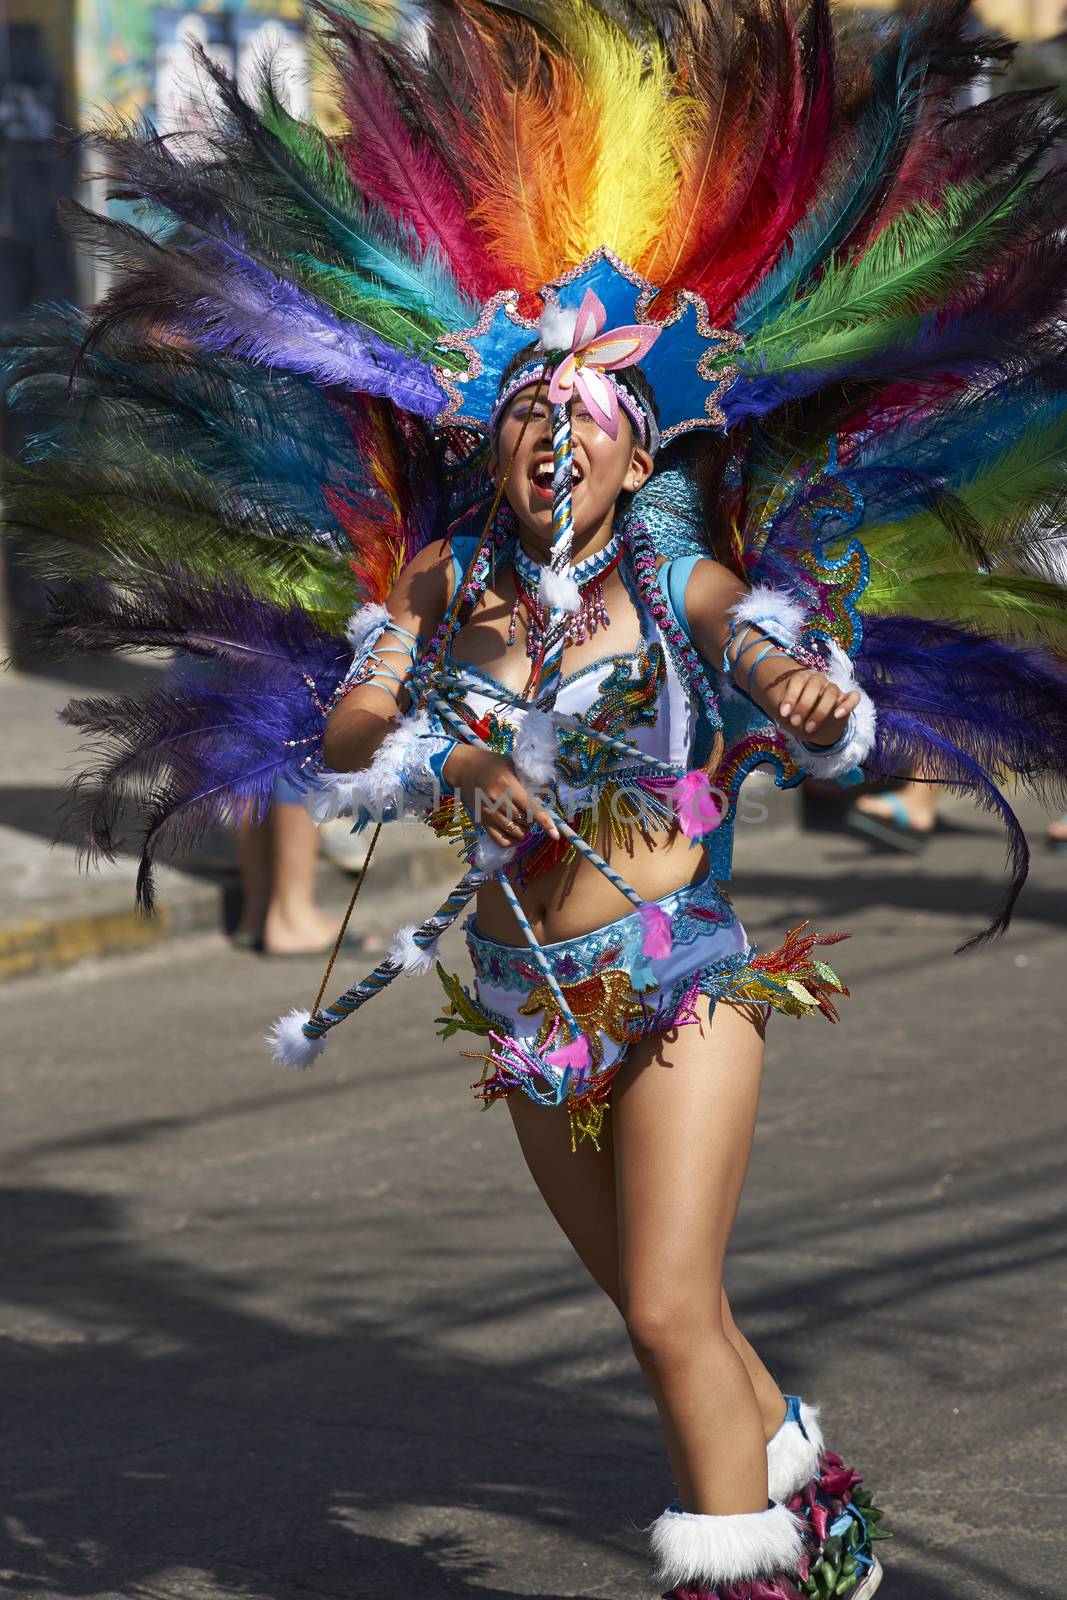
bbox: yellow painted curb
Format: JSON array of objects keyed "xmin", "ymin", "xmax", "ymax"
[{"xmin": 0, "ymin": 905, "xmax": 174, "ymax": 981}]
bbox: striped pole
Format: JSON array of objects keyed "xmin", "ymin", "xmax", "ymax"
[
  {"xmin": 546, "ymin": 814, "xmax": 645, "ymax": 911},
  {"xmin": 302, "ymin": 869, "xmax": 485, "ymax": 1040},
  {"xmin": 492, "ymin": 870, "xmax": 581, "ymax": 1037},
  {"xmin": 529, "ymin": 399, "xmax": 577, "ymax": 708}
]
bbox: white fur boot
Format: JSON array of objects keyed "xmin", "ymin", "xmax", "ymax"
[
  {"xmin": 765, "ymin": 1394, "xmax": 885, "ymax": 1600},
  {"xmin": 649, "ymin": 1499, "xmax": 806, "ymax": 1597},
  {"xmin": 766, "ymin": 1394, "xmax": 825, "ymax": 1502}
]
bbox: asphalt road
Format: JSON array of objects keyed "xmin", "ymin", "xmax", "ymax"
[{"xmin": 1, "ymin": 798, "xmax": 1064, "ymax": 1600}]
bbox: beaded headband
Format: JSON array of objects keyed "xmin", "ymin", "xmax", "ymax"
[{"xmin": 490, "ymin": 364, "xmax": 661, "ymax": 453}]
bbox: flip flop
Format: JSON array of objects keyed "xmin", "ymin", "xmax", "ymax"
[{"xmin": 845, "ymin": 792, "xmax": 932, "ymax": 854}]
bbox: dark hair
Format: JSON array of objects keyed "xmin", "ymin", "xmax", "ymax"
[{"xmin": 495, "ymin": 341, "xmax": 660, "ymax": 435}]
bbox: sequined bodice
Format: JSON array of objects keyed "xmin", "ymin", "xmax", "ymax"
[{"xmin": 441, "ymin": 578, "xmax": 695, "ymax": 814}]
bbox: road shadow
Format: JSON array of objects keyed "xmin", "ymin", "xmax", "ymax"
[
  {"xmin": 735, "ymin": 861, "xmax": 1067, "ymax": 935},
  {"xmin": 0, "ymin": 1183, "xmax": 650, "ymax": 1600},
  {"xmin": 1, "ymin": 1097, "xmax": 1062, "ymax": 1599}
]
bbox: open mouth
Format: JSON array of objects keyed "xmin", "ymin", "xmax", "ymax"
[{"xmin": 530, "ymin": 458, "xmax": 584, "ymax": 502}]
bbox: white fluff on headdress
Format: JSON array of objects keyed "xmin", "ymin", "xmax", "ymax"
[
  {"xmin": 784, "ymin": 640, "xmax": 877, "ymax": 780},
  {"xmin": 512, "ymin": 709, "xmax": 560, "ymax": 789},
  {"xmin": 766, "ymin": 1401, "xmax": 825, "ymax": 1502},
  {"xmin": 388, "ymin": 923, "xmax": 439, "ymax": 974},
  {"xmin": 268, "ymin": 1009, "xmax": 327, "ymax": 1070},
  {"xmin": 648, "ymin": 1501, "xmax": 805, "ymax": 1588},
  {"xmin": 539, "ymin": 565, "xmax": 582, "ymax": 614},
  {"xmin": 475, "ymin": 836, "xmax": 517, "ymax": 869},
  {"xmin": 728, "ymin": 584, "xmax": 807, "ymax": 645},
  {"xmin": 344, "ymin": 600, "xmax": 393, "ymax": 654},
  {"xmin": 399, "ymin": 12, "xmax": 430, "ymax": 61},
  {"xmin": 537, "ymin": 304, "xmax": 579, "ymax": 352}
]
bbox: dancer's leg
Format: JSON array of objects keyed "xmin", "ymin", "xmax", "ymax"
[
  {"xmin": 262, "ymin": 801, "xmax": 338, "ymax": 953},
  {"xmin": 235, "ymin": 809, "xmax": 272, "ymax": 940},
  {"xmin": 506, "ymin": 1092, "xmax": 620, "ymax": 1301},
  {"xmin": 721, "ymin": 1289, "xmax": 788, "ymax": 1440},
  {"xmin": 507, "ymin": 1089, "xmax": 786, "ymax": 1438},
  {"xmin": 612, "ymin": 998, "xmax": 768, "ymax": 1515}
]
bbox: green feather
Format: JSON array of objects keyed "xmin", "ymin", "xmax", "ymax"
[
  {"xmin": 859, "ymin": 422, "xmax": 1067, "ymax": 645},
  {"xmin": 254, "ymin": 90, "xmax": 473, "ymax": 335},
  {"xmin": 743, "ymin": 169, "xmax": 1045, "ymax": 375},
  {"xmin": 3, "ymin": 459, "xmax": 359, "ymax": 626},
  {"xmin": 291, "ymin": 255, "xmax": 467, "ymax": 369}
]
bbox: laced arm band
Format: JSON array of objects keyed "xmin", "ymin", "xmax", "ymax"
[
  {"xmin": 345, "ymin": 618, "xmax": 422, "ymax": 707},
  {"xmin": 721, "ymin": 618, "xmax": 799, "ymax": 694},
  {"xmin": 308, "ymin": 604, "xmax": 460, "ymax": 821},
  {"xmin": 721, "ymin": 587, "xmax": 876, "ymax": 779}
]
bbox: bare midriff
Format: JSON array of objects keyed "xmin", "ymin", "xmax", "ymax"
[{"xmin": 473, "ymin": 832, "xmax": 711, "ymax": 945}]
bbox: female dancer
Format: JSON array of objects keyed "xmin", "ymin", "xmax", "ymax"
[
  {"xmin": 7, "ymin": 1, "xmax": 1067, "ymax": 1594},
  {"xmin": 318, "ymin": 351, "xmax": 878, "ymax": 1597}
]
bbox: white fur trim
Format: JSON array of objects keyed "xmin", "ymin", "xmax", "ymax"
[
  {"xmin": 344, "ymin": 601, "xmax": 393, "ymax": 655},
  {"xmin": 729, "ymin": 584, "xmax": 807, "ymax": 645},
  {"xmin": 786, "ymin": 640, "xmax": 877, "ymax": 779},
  {"xmin": 538, "ymin": 304, "xmax": 579, "ymax": 351},
  {"xmin": 649, "ymin": 1501, "xmax": 805, "ymax": 1588},
  {"xmin": 305, "ymin": 772, "xmax": 356, "ymax": 824},
  {"xmin": 539, "ymin": 565, "xmax": 582, "ymax": 614},
  {"xmin": 512, "ymin": 709, "xmax": 559, "ymax": 789},
  {"xmin": 268, "ymin": 1009, "xmax": 327, "ymax": 1071},
  {"xmin": 767, "ymin": 1402, "xmax": 825, "ymax": 1501},
  {"xmin": 474, "ymin": 836, "xmax": 517, "ymax": 870},
  {"xmin": 343, "ymin": 710, "xmax": 432, "ymax": 816},
  {"xmin": 388, "ymin": 923, "xmax": 439, "ymax": 975}
]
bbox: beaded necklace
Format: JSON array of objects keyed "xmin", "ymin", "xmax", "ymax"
[{"xmin": 508, "ymin": 532, "xmax": 623, "ymax": 659}]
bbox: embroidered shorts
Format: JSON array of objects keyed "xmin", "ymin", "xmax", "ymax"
[
  {"xmin": 467, "ymin": 871, "xmax": 751, "ymax": 1066},
  {"xmin": 436, "ymin": 873, "xmax": 848, "ymax": 1147}
]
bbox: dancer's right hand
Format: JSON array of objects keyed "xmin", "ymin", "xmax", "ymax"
[{"xmin": 444, "ymin": 746, "xmax": 560, "ymax": 849}]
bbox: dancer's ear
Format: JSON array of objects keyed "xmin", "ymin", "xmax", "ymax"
[{"xmin": 623, "ymin": 444, "xmax": 654, "ymax": 493}]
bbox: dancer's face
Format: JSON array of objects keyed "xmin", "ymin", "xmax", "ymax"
[{"xmin": 491, "ymin": 384, "xmax": 654, "ymax": 554}]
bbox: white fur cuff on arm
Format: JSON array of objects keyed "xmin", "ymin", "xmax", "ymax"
[
  {"xmin": 305, "ymin": 711, "xmax": 436, "ymax": 822},
  {"xmin": 727, "ymin": 584, "xmax": 807, "ymax": 647},
  {"xmin": 784, "ymin": 641, "xmax": 877, "ymax": 779}
]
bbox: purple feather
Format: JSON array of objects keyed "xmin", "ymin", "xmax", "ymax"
[
  {"xmin": 856, "ymin": 614, "xmax": 1067, "ymax": 947},
  {"xmin": 175, "ymin": 241, "xmax": 448, "ymax": 417},
  {"xmin": 61, "ymin": 199, "xmax": 446, "ymax": 418},
  {"xmin": 47, "ymin": 576, "xmax": 352, "ymax": 909}
]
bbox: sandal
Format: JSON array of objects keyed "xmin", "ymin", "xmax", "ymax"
[
  {"xmin": 845, "ymin": 791, "xmax": 932, "ymax": 854},
  {"xmin": 1046, "ymin": 812, "xmax": 1067, "ymax": 856}
]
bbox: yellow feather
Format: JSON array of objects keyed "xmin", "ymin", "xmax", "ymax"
[
  {"xmin": 558, "ymin": 2, "xmax": 693, "ymax": 268},
  {"xmin": 459, "ymin": 0, "xmax": 691, "ymax": 285}
]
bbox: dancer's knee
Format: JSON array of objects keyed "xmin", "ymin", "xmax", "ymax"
[{"xmin": 622, "ymin": 1284, "xmax": 725, "ymax": 1373}]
